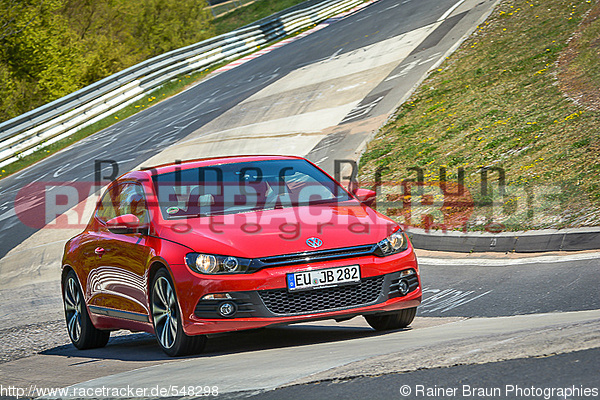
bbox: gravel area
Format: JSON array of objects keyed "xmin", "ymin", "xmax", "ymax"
[
  {"xmin": 0, "ymin": 320, "xmax": 70, "ymax": 364},
  {"xmin": 0, "ymin": 320, "xmax": 155, "ymax": 364}
]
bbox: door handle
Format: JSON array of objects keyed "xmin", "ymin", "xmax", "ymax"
[{"xmin": 94, "ymin": 247, "xmax": 105, "ymax": 256}]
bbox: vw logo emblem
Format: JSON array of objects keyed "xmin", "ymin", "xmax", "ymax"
[{"xmin": 306, "ymin": 237, "xmax": 323, "ymax": 248}]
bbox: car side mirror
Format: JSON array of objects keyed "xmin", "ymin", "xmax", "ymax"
[
  {"xmin": 106, "ymin": 214, "xmax": 148, "ymax": 234},
  {"xmin": 353, "ymin": 188, "xmax": 377, "ymax": 208}
]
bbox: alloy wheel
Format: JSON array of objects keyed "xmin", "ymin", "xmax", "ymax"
[
  {"xmin": 64, "ymin": 276, "xmax": 83, "ymax": 342},
  {"xmin": 152, "ymin": 276, "xmax": 179, "ymax": 349}
]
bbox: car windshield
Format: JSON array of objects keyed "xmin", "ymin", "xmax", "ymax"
[{"xmin": 152, "ymin": 159, "xmax": 354, "ymax": 219}]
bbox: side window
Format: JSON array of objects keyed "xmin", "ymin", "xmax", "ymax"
[
  {"xmin": 118, "ymin": 184, "xmax": 149, "ymax": 224},
  {"xmin": 96, "ymin": 183, "xmax": 148, "ymax": 224},
  {"xmin": 96, "ymin": 186, "xmax": 118, "ymax": 223}
]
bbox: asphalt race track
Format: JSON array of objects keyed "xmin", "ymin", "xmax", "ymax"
[
  {"xmin": 0, "ymin": 0, "xmax": 598, "ymax": 398},
  {"xmin": 226, "ymin": 349, "xmax": 600, "ymax": 400},
  {"xmin": 0, "ymin": 0, "xmax": 499, "ymax": 330},
  {"xmin": 0, "ymin": 0, "xmax": 484, "ymax": 259}
]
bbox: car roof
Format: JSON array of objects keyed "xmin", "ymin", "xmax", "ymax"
[{"xmin": 133, "ymin": 155, "xmax": 306, "ymax": 177}]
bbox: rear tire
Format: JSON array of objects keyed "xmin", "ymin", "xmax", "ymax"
[
  {"xmin": 151, "ymin": 269, "xmax": 206, "ymax": 356},
  {"xmin": 63, "ymin": 270, "xmax": 110, "ymax": 349},
  {"xmin": 364, "ymin": 307, "xmax": 417, "ymax": 331}
]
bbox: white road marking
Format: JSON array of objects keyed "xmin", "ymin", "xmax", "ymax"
[
  {"xmin": 28, "ymin": 172, "xmax": 50, "ymax": 184},
  {"xmin": 52, "ymin": 164, "xmax": 71, "ymax": 178},
  {"xmin": 438, "ymin": 0, "xmax": 466, "ymax": 21},
  {"xmin": 385, "ymin": 60, "xmax": 419, "ymax": 81},
  {"xmin": 0, "ymin": 208, "xmax": 16, "ymax": 222},
  {"xmin": 420, "ymin": 288, "xmax": 493, "ymax": 313},
  {"xmin": 337, "ymin": 82, "xmax": 365, "ymax": 91},
  {"xmin": 419, "ymin": 252, "xmax": 600, "ymax": 267},
  {"xmin": 172, "ymin": 117, "xmax": 205, "ymax": 132},
  {"xmin": 327, "ymin": 48, "xmax": 343, "ymax": 61},
  {"xmin": 496, "ymin": 336, "xmax": 520, "ymax": 345},
  {"xmin": 178, "ymin": 99, "xmax": 210, "ymax": 114},
  {"xmin": 341, "ymin": 95, "xmax": 384, "ymax": 123},
  {"xmin": 0, "ymin": 188, "xmax": 19, "ymax": 198},
  {"xmin": 0, "ymin": 217, "xmax": 19, "ymax": 231},
  {"xmin": 418, "ymin": 51, "xmax": 442, "ymax": 65}
]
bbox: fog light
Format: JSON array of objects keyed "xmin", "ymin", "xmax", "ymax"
[
  {"xmin": 218, "ymin": 301, "xmax": 237, "ymax": 317},
  {"xmin": 400, "ymin": 269, "xmax": 415, "ymax": 277},
  {"xmin": 398, "ymin": 279, "xmax": 410, "ymax": 296}
]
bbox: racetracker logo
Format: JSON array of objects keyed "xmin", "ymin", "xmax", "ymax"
[{"xmin": 11, "ymin": 159, "xmax": 566, "ymax": 235}]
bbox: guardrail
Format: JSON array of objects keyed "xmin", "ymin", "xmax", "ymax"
[{"xmin": 0, "ymin": 0, "xmax": 364, "ymax": 168}]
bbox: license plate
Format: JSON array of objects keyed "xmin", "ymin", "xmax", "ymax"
[{"xmin": 287, "ymin": 265, "xmax": 361, "ymax": 292}]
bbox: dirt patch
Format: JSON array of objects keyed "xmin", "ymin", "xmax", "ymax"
[{"xmin": 557, "ymin": 1, "xmax": 600, "ymax": 111}]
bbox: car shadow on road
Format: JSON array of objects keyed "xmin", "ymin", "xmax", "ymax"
[
  {"xmin": 41, "ymin": 320, "xmax": 412, "ymax": 362},
  {"xmin": 203, "ymin": 323, "xmax": 405, "ymax": 357},
  {"xmin": 40, "ymin": 332, "xmax": 169, "ymax": 362}
]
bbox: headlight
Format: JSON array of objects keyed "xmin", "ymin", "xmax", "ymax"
[
  {"xmin": 375, "ymin": 230, "xmax": 409, "ymax": 256},
  {"xmin": 185, "ymin": 253, "xmax": 252, "ymax": 274}
]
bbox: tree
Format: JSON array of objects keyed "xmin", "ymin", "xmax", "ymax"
[
  {"xmin": 0, "ymin": 0, "xmax": 214, "ymax": 123},
  {"xmin": 0, "ymin": 0, "xmax": 44, "ymax": 41}
]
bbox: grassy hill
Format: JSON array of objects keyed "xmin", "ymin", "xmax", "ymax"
[{"xmin": 359, "ymin": 0, "xmax": 600, "ymax": 231}]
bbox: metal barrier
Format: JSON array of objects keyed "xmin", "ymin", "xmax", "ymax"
[{"xmin": 0, "ymin": 0, "xmax": 364, "ymax": 168}]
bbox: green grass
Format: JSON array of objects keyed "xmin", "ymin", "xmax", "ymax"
[
  {"xmin": 359, "ymin": 0, "xmax": 600, "ymax": 231},
  {"xmin": 569, "ymin": 10, "xmax": 600, "ymax": 87},
  {"xmin": 213, "ymin": 0, "xmax": 312, "ymax": 35}
]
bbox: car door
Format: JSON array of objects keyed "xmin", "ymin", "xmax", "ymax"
[{"xmin": 87, "ymin": 182, "xmax": 152, "ymax": 320}]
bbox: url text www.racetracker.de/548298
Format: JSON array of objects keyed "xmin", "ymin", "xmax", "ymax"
[{"xmin": 0, "ymin": 384, "xmax": 220, "ymax": 398}]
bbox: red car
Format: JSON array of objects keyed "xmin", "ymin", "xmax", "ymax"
[{"xmin": 61, "ymin": 155, "xmax": 421, "ymax": 356}]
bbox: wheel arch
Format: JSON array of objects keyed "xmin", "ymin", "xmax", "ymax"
[
  {"xmin": 147, "ymin": 260, "xmax": 175, "ymax": 317},
  {"xmin": 61, "ymin": 265, "xmax": 78, "ymax": 293},
  {"xmin": 61, "ymin": 265, "xmax": 94, "ymax": 318},
  {"xmin": 147, "ymin": 260, "xmax": 172, "ymax": 292}
]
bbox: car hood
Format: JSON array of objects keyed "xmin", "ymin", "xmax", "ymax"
[{"xmin": 156, "ymin": 202, "xmax": 397, "ymax": 258}]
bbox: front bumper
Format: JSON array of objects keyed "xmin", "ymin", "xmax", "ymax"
[
  {"xmin": 172, "ymin": 249, "xmax": 421, "ymax": 336},
  {"xmin": 195, "ymin": 270, "xmax": 418, "ymax": 318}
]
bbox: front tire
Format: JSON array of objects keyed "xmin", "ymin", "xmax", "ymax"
[
  {"xmin": 151, "ymin": 269, "xmax": 206, "ymax": 356},
  {"xmin": 364, "ymin": 307, "xmax": 417, "ymax": 331},
  {"xmin": 63, "ymin": 270, "xmax": 110, "ymax": 349}
]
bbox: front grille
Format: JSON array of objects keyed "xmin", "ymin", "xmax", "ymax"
[
  {"xmin": 258, "ymin": 275, "xmax": 385, "ymax": 315},
  {"xmin": 256, "ymin": 244, "xmax": 376, "ymax": 267}
]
